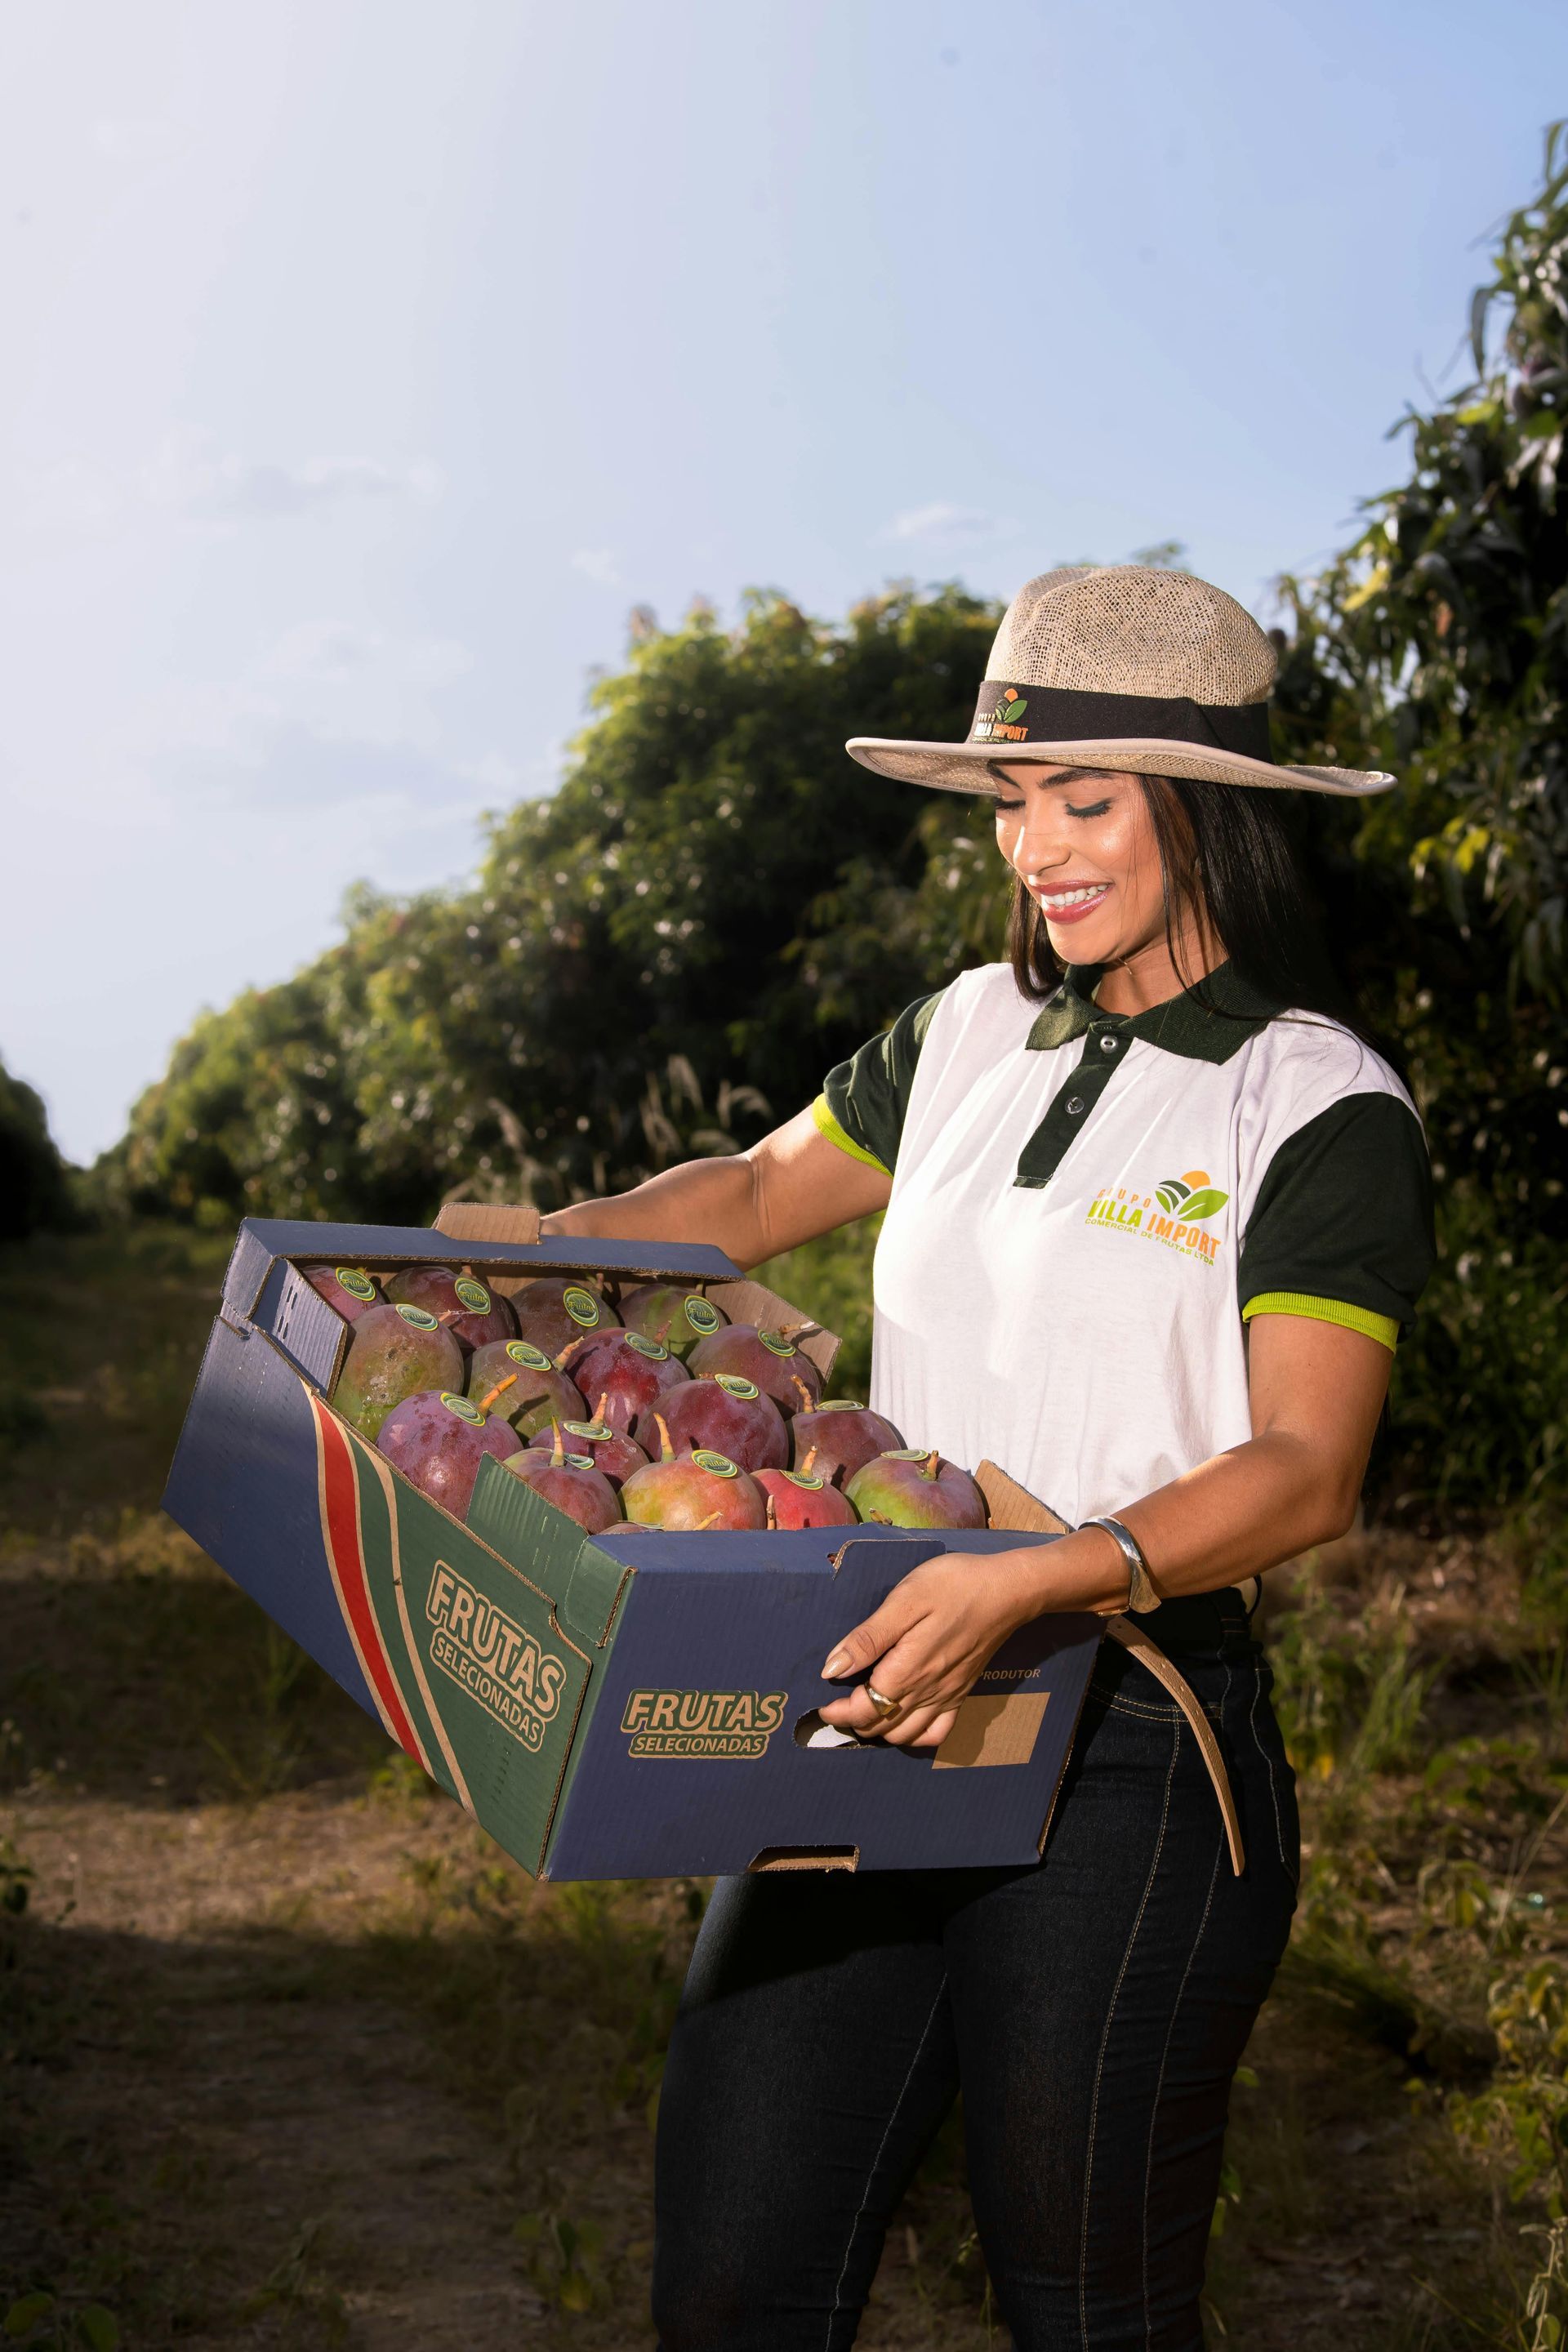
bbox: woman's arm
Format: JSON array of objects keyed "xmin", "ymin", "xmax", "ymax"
[
  {"xmin": 819, "ymin": 1312, "xmax": 1392, "ymax": 1748},
  {"xmin": 539, "ymin": 1107, "xmax": 891, "ymax": 1268}
]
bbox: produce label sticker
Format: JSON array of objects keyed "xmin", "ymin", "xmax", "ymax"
[
  {"xmin": 564, "ymin": 1286, "xmax": 602, "ymax": 1327},
  {"xmin": 621, "ymin": 1688, "xmax": 787, "ymax": 1758},
  {"xmin": 335, "ymin": 1267, "xmax": 377, "ymax": 1301},
  {"xmin": 626, "ymin": 1333, "xmax": 669, "ymax": 1360},
  {"xmin": 396, "ymin": 1304, "xmax": 439, "ymax": 1328},
  {"xmin": 507, "ymin": 1340, "xmax": 553, "ymax": 1370},
  {"xmin": 684, "ymin": 1298, "xmax": 720, "ymax": 1334},
  {"xmin": 759, "ymin": 1330, "xmax": 796, "ymax": 1356},
  {"xmin": 454, "ymin": 1276, "xmax": 492, "ymax": 1311}
]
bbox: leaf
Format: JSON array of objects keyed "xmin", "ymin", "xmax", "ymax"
[
  {"xmin": 1178, "ymin": 1188, "xmax": 1228, "ymax": 1221},
  {"xmin": 1469, "ymin": 282, "xmax": 1492, "ymax": 373},
  {"xmin": 5, "ymin": 2296, "xmax": 56, "ymax": 2338},
  {"xmin": 558, "ymin": 2272, "xmax": 594, "ymax": 2313},
  {"xmin": 77, "ymin": 2310, "xmax": 120, "ymax": 2352}
]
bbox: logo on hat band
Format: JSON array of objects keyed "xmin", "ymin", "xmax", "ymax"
[{"xmin": 969, "ymin": 680, "xmax": 1272, "ymax": 763}]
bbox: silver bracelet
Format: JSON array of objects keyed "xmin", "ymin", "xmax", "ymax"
[{"xmin": 1080, "ymin": 1515, "xmax": 1163, "ymax": 1613}]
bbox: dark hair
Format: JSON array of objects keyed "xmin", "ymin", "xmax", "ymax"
[{"xmin": 1004, "ymin": 772, "xmax": 1391, "ymax": 1059}]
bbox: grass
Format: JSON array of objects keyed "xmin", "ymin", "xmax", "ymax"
[{"xmin": 3, "ymin": 1221, "xmax": 1568, "ymax": 2346}]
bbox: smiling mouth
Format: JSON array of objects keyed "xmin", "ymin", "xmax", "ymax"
[{"xmin": 1032, "ymin": 881, "xmax": 1111, "ymax": 921}]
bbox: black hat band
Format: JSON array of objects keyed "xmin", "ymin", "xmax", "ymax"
[{"xmin": 969, "ymin": 681, "xmax": 1273, "ymax": 763}]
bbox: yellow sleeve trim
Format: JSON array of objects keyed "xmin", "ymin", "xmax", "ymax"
[
  {"xmin": 810, "ymin": 1094, "xmax": 891, "ymax": 1178},
  {"xmin": 1242, "ymin": 1291, "xmax": 1400, "ymax": 1352}
]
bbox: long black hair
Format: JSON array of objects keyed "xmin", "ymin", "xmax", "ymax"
[{"xmin": 1004, "ymin": 772, "xmax": 1394, "ymax": 1062}]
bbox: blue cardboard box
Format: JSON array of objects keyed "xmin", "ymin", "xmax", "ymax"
[{"xmin": 163, "ymin": 1212, "xmax": 1102, "ymax": 1880}]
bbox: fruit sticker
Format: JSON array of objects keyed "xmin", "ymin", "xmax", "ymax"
[
  {"xmin": 684, "ymin": 1298, "xmax": 720, "ymax": 1334},
  {"xmin": 782, "ymin": 1468, "xmax": 825, "ymax": 1490},
  {"xmin": 758, "ymin": 1330, "xmax": 797, "ymax": 1357},
  {"xmin": 880, "ymin": 1447, "xmax": 930, "ymax": 1462},
  {"xmin": 626, "ymin": 1333, "xmax": 670, "ymax": 1361},
  {"xmin": 714, "ymin": 1374, "xmax": 760, "ymax": 1399},
  {"xmin": 562, "ymin": 1453, "xmax": 595, "ymax": 1472},
  {"xmin": 440, "ymin": 1392, "xmax": 486, "ymax": 1423},
  {"xmin": 506, "ymin": 1339, "xmax": 554, "ymax": 1370},
  {"xmin": 692, "ymin": 1449, "xmax": 740, "ymax": 1477},
  {"xmin": 335, "ymin": 1267, "xmax": 377, "ymax": 1302},
  {"xmin": 395, "ymin": 1304, "xmax": 440, "ymax": 1329},
  {"xmin": 564, "ymin": 1286, "xmax": 603, "ymax": 1328},
  {"xmin": 453, "ymin": 1276, "xmax": 492, "ymax": 1312}
]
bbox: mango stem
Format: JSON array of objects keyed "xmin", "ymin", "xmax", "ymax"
[
  {"xmin": 476, "ymin": 1372, "xmax": 519, "ymax": 1415},
  {"xmin": 653, "ymin": 1412, "xmax": 675, "ymax": 1464}
]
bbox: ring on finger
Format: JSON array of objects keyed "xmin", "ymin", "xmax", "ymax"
[{"xmin": 865, "ymin": 1682, "xmax": 902, "ymax": 1719}]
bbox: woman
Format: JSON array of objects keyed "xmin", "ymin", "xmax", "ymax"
[{"xmin": 542, "ymin": 565, "xmax": 1434, "ymax": 2350}]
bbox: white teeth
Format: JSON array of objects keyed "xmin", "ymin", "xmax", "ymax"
[{"xmin": 1038, "ymin": 884, "xmax": 1108, "ymax": 906}]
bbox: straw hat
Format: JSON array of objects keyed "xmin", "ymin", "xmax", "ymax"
[{"xmin": 846, "ymin": 565, "xmax": 1393, "ymax": 796}]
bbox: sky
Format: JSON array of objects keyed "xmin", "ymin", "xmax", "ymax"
[{"xmin": 2, "ymin": 0, "xmax": 1565, "ymax": 1165}]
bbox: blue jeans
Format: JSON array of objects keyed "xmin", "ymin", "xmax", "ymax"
[{"xmin": 653, "ymin": 1591, "xmax": 1299, "ymax": 2350}]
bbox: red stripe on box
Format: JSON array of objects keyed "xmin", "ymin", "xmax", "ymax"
[{"xmin": 311, "ymin": 1396, "xmax": 423, "ymax": 1760}]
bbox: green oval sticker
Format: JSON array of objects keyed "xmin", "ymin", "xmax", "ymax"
[
  {"xmin": 684, "ymin": 1297, "xmax": 720, "ymax": 1334},
  {"xmin": 880, "ymin": 1447, "xmax": 929, "ymax": 1462},
  {"xmin": 335, "ymin": 1267, "xmax": 376, "ymax": 1301},
  {"xmin": 692, "ymin": 1449, "xmax": 739, "ymax": 1477},
  {"xmin": 395, "ymin": 1304, "xmax": 439, "ymax": 1329},
  {"xmin": 782, "ymin": 1469, "xmax": 825, "ymax": 1490},
  {"xmin": 506, "ymin": 1339, "xmax": 553, "ymax": 1370},
  {"xmin": 714, "ymin": 1374, "xmax": 760, "ymax": 1400},
  {"xmin": 626, "ymin": 1332, "xmax": 670, "ymax": 1361},
  {"xmin": 440, "ymin": 1392, "xmax": 485, "ymax": 1423},
  {"xmin": 562, "ymin": 1419, "xmax": 612, "ymax": 1442},
  {"xmin": 454, "ymin": 1276, "xmax": 492, "ymax": 1312},
  {"xmin": 564, "ymin": 1285, "xmax": 602, "ymax": 1327},
  {"xmin": 562, "ymin": 1452, "xmax": 595, "ymax": 1472},
  {"xmin": 817, "ymin": 1399, "xmax": 866, "ymax": 1413},
  {"xmin": 759, "ymin": 1329, "xmax": 796, "ymax": 1357}
]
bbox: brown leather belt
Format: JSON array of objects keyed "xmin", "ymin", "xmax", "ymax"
[{"xmin": 975, "ymin": 1461, "xmax": 1245, "ymax": 1876}]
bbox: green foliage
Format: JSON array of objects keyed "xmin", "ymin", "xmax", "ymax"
[
  {"xmin": 107, "ymin": 586, "xmax": 1000, "ymax": 1225},
  {"xmin": 0, "ymin": 1054, "xmax": 74, "ymax": 1241},
  {"xmin": 1269, "ymin": 123, "xmax": 1568, "ymax": 1509},
  {"xmin": 105, "ymin": 131, "xmax": 1568, "ymax": 1513}
]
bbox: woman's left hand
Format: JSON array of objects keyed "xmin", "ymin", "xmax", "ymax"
[{"xmin": 817, "ymin": 1544, "xmax": 1082, "ymax": 1748}]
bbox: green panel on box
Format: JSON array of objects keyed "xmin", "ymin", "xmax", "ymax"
[
  {"xmin": 343, "ymin": 1424, "xmax": 592, "ymax": 1876},
  {"xmin": 466, "ymin": 1454, "xmax": 631, "ymax": 1648}
]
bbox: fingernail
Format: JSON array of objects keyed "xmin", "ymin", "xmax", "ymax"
[{"xmin": 822, "ymin": 1650, "xmax": 849, "ymax": 1679}]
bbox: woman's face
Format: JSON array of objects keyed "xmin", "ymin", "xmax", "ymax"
[{"xmin": 991, "ymin": 764, "xmax": 1181, "ymax": 970}]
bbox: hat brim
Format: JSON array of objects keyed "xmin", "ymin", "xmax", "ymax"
[{"xmin": 844, "ymin": 735, "xmax": 1395, "ymax": 797}]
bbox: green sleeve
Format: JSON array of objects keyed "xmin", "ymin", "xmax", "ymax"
[
  {"xmin": 817, "ymin": 992, "xmax": 945, "ymax": 1178},
  {"xmin": 1238, "ymin": 1094, "xmax": 1435, "ymax": 1340}
]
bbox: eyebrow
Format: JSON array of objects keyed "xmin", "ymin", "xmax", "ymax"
[{"xmin": 986, "ymin": 764, "xmax": 1121, "ymax": 792}]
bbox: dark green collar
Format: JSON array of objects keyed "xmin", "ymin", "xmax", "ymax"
[{"xmin": 1025, "ymin": 960, "xmax": 1281, "ymax": 1064}]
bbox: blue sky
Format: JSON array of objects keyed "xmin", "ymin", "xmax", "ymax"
[{"xmin": 4, "ymin": 0, "xmax": 1564, "ymax": 1162}]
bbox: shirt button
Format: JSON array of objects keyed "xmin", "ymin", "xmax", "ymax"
[
  {"xmin": 1100, "ymin": 1035, "xmax": 1119, "ymax": 1054},
  {"xmin": 1066, "ymin": 1095, "xmax": 1085, "ymax": 1115}
]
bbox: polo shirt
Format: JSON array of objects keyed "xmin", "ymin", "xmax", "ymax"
[{"xmin": 812, "ymin": 960, "xmax": 1433, "ymax": 1528}]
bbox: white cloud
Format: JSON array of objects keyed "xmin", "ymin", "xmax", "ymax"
[
  {"xmin": 143, "ymin": 433, "xmax": 443, "ymax": 519},
  {"xmin": 881, "ymin": 501, "xmax": 1018, "ymax": 544},
  {"xmin": 571, "ymin": 547, "xmax": 622, "ymax": 586}
]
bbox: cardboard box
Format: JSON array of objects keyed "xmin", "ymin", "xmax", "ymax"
[{"xmin": 163, "ymin": 1216, "xmax": 1102, "ymax": 1880}]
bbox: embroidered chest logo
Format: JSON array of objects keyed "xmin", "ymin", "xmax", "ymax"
[{"xmin": 1085, "ymin": 1166, "xmax": 1230, "ymax": 1266}]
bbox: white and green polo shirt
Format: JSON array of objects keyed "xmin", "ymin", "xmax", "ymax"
[{"xmin": 813, "ymin": 960, "xmax": 1433, "ymax": 1528}]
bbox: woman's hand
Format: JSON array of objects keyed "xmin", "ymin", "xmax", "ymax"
[{"xmin": 817, "ymin": 1535, "xmax": 1120, "ymax": 1748}]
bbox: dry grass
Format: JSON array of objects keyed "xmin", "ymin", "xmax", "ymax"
[{"xmin": 2, "ymin": 1226, "xmax": 1566, "ymax": 2347}]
